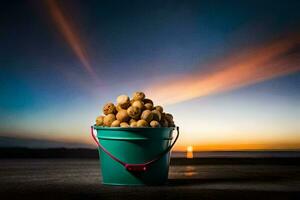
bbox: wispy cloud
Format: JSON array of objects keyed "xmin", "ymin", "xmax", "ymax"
[
  {"xmin": 46, "ymin": 0, "xmax": 96, "ymax": 78},
  {"xmin": 145, "ymin": 33, "xmax": 300, "ymax": 105}
]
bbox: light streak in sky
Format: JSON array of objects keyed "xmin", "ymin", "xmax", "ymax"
[
  {"xmin": 46, "ymin": 0, "xmax": 96, "ymax": 77},
  {"xmin": 146, "ymin": 34, "xmax": 300, "ymax": 105}
]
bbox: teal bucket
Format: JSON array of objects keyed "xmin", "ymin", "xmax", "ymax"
[{"xmin": 91, "ymin": 126, "xmax": 179, "ymax": 186}]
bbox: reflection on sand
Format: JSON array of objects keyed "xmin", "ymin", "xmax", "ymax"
[{"xmin": 183, "ymin": 166, "xmax": 198, "ymax": 177}]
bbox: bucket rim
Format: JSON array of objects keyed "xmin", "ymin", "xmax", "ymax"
[{"xmin": 93, "ymin": 125, "xmax": 175, "ymax": 131}]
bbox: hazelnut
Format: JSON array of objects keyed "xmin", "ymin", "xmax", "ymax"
[
  {"xmin": 154, "ymin": 105, "xmax": 163, "ymax": 113},
  {"xmin": 152, "ymin": 110, "xmax": 161, "ymax": 121},
  {"xmin": 111, "ymin": 120, "xmax": 121, "ymax": 127},
  {"xmin": 129, "ymin": 119, "xmax": 137, "ymax": 124},
  {"xmin": 116, "ymin": 95, "xmax": 130, "ymax": 109},
  {"xmin": 165, "ymin": 113, "xmax": 175, "ymax": 126},
  {"xmin": 144, "ymin": 103, "xmax": 153, "ymax": 110},
  {"xmin": 132, "ymin": 91, "xmax": 145, "ymax": 101},
  {"xmin": 165, "ymin": 113, "xmax": 173, "ymax": 120},
  {"xmin": 137, "ymin": 119, "xmax": 149, "ymax": 127},
  {"xmin": 127, "ymin": 106, "xmax": 141, "ymax": 119},
  {"xmin": 116, "ymin": 109, "xmax": 130, "ymax": 122},
  {"xmin": 143, "ymin": 98, "xmax": 153, "ymax": 105},
  {"xmin": 95, "ymin": 116, "xmax": 104, "ymax": 126},
  {"xmin": 150, "ymin": 120, "xmax": 161, "ymax": 128},
  {"xmin": 103, "ymin": 114, "xmax": 116, "ymax": 126},
  {"xmin": 160, "ymin": 118, "xmax": 169, "ymax": 127},
  {"xmin": 160, "ymin": 112, "xmax": 166, "ymax": 120},
  {"xmin": 132, "ymin": 100, "xmax": 144, "ymax": 110},
  {"xmin": 116, "ymin": 104, "xmax": 123, "ymax": 112},
  {"xmin": 120, "ymin": 122, "xmax": 130, "ymax": 127},
  {"xmin": 103, "ymin": 102, "xmax": 116, "ymax": 115},
  {"xmin": 117, "ymin": 94, "xmax": 129, "ymax": 105},
  {"xmin": 141, "ymin": 110, "xmax": 153, "ymax": 123},
  {"xmin": 130, "ymin": 121, "xmax": 137, "ymax": 127}
]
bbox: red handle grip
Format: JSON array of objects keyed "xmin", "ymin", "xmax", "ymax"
[{"xmin": 125, "ymin": 164, "xmax": 147, "ymax": 172}]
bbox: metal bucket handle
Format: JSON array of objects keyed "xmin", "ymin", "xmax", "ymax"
[{"xmin": 91, "ymin": 126, "xmax": 179, "ymax": 172}]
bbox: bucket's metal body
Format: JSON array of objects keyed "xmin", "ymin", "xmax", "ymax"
[{"xmin": 94, "ymin": 126, "xmax": 176, "ymax": 185}]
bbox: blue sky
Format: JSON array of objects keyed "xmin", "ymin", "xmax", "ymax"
[{"xmin": 0, "ymin": 0, "xmax": 299, "ymax": 150}]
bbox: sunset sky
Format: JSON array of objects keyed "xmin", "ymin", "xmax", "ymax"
[{"xmin": 0, "ymin": 0, "xmax": 299, "ymax": 151}]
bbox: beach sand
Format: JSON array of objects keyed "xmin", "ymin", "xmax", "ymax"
[{"xmin": 0, "ymin": 159, "xmax": 300, "ymax": 199}]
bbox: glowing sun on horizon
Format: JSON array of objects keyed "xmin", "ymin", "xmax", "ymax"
[{"xmin": 186, "ymin": 145, "xmax": 194, "ymax": 159}]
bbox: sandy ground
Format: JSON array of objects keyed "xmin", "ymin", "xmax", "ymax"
[{"xmin": 0, "ymin": 159, "xmax": 300, "ymax": 199}]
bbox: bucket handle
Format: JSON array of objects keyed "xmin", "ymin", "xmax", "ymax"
[{"xmin": 91, "ymin": 126, "xmax": 179, "ymax": 172}]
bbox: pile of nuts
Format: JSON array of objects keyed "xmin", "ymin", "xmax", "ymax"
[{"xmin": 95, "ymin": 91, "xmax": 175, "ymax": 128}]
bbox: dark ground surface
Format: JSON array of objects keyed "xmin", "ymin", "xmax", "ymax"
[{"xmin": 0, "ymin": 159, "xmax": 300, "ymax": 200}]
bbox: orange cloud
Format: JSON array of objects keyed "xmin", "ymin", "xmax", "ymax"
[
  {"xmin": 46, "ymin": 0, "xmax": 96, "ymax": 77},
  {"xmin": 145, "ymin": 34, "xmax": 300, "ymax": 105}
]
